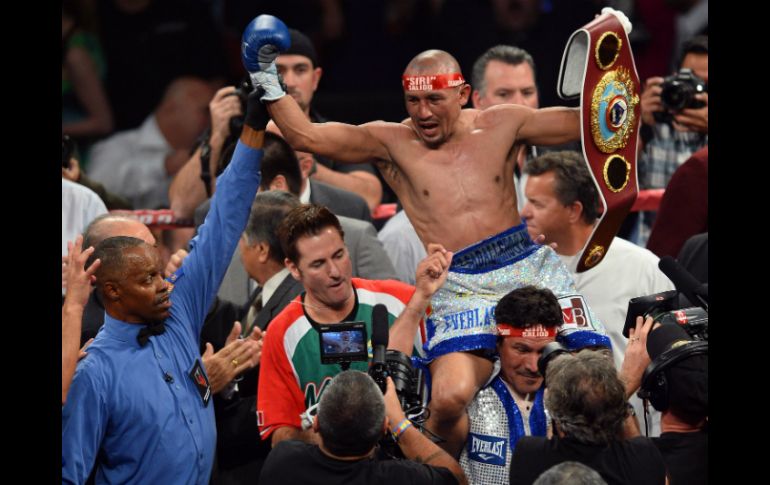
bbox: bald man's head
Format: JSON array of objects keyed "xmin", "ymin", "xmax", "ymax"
[
  {"xmin": 157, "ymin": 76, "xmax": 216, "ymax": 149},
  {"xmin": 402, "ymin": 50, "xmax": 470, "ymax": 148},
  {"xmin": 404, "ymin": 50, "xmax": 462, "ymax": 77},
  {"xmin": 83, "ymin": 214, "xmax": 156, "ymax": 251}
]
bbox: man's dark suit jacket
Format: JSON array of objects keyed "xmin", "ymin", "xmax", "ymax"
[
  {"xmin": 201, "ymin": 273, "xmax": 303, "ymax": 481},
  {"xmin": 309, "ymin": 179, "xmax": 371, "ymax": 222}
]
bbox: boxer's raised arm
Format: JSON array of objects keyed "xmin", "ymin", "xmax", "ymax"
[
  {"xmin": 517, "ymin": 106, "xmax": 581, "ymax": 146},
  {"xmin": 267, "ymin": 97, "xmax": 391, "ymax": 163},
  {"xmin": 243, "ymin": 14, "xmax": 391, "ymax": 164}
]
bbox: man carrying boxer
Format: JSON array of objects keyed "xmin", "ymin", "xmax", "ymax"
[{"xmin": 243, "ymin": 16, "xmax": 606, "ymax": 457}]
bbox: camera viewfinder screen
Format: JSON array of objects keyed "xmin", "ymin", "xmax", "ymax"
[{"xmin": 321, "ymin": 330, "xmax": 366, "ymax": 355}]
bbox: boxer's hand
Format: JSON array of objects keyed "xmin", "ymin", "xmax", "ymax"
[{"xmin": 242, "ymin": 15, "xmax": 291, "ymax": 102}]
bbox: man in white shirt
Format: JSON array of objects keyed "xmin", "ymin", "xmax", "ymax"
[
  {"xmin": 520, "ymin": 150, "xmax": 674, "ymax": 434},
  {"xmin": 89, "ymin": 77, "xmax": 215, "ymax": 209},
  {"xmin": 62, "ymin": 178, "xmax": 107, "ymax": 296}
]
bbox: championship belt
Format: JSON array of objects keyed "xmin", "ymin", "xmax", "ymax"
[{"xmin": 557, "ymin": 8, "xmax": 640, "ymax": 272}]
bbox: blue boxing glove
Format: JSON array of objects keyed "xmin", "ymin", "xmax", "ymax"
[{"xmin": 241, "ymin": 15, "xmax": 291, "ymax": 102}]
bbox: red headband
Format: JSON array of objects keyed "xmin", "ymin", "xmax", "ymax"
[
  {"xmin": 402, "ymin": 73, "xmax": 466, "ymax": 91},
  {"xmin": 497, "ymin": 323, "xmax": 558, "ymax": 338}
]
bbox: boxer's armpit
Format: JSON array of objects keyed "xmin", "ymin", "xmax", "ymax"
[{"xmin": 375, "ymin": 159, "xmax": 401, "ymax": 183}]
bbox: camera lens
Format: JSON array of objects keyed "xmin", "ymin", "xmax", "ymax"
[
  {"xmin": 537, "ymin": 342, "xmax": 569, "ymax": 384},
  {"xmin": 386, "ymin": 350, "xmax": 413, "ymax": 394},
  {"xmin": 661, "ymin": 81, "xmax": 692, "ymax": 112}
]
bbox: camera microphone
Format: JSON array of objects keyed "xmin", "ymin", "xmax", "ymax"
[
  {"xmin": 658, "ymin": 256, "xmax": 708, "ymax": 312},
  {"xmin": 370, "ymin": 304, "xmax": 390, "ymax": 394}
]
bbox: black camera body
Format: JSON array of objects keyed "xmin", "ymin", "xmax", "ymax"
[
  {"xmin": 655, "ymin": 307, "xmax": 708, "ymax": 341},
  {"xmin": 654, "ymin": 68, "xmax": 707, "ymax": 122},
  {"xmin": 369, "ymin": 350, "xmax": 427, "ymax": 417},
  {"xmin": 623, "ymin": 290, "xmax": 708, "ymax": 342},
  {"xmin": 228, "ymin": 79, "xmax": 253, "ymax": 137},
  {"xmin": 370, "ymin": 350, "xmax": 429, "ymax": 460}
]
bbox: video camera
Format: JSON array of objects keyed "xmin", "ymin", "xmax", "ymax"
[
  {"xmin": 315, "ymin": 308, "xmax": 428, "ymax": 418},
  {"xmin": 654, "ymin": 68, "xmax": 707, "ymax": 123},
  {"xmin": 623, "ymin": 291, "xmax": 707, "ymax": 341},
  {"xmin": 623, "ymin": 256, "xmax": 708, "ymax": 341},
  {"xmin": 369, "ymin": 349, "xmax": 428, "ymax": 420},
  {"xmin": 303, "ymin": 307, "xmax": 429, "ymax": 457}
]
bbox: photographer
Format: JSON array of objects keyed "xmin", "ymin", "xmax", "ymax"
[
  {"xmin": 259, "ymin": 370, "xmax": 466, "ymax": 484},
  {"xmin": 620, "ymin": 316, "xmax": 708, "ymax": 485},
  {"xmin": 168, "ymin": 84, "xmax": 243, "ymax": 219},
  {"xmin": 510, "ymin": 350, "xmax": 667, "ymax": 485},
  {"xmin": 634, "ymin": 35, "xmax": 708, "ymax": 244},
  {"xmin": 257, "ymin": 204, "xmax": 451, "ymax": 446}
]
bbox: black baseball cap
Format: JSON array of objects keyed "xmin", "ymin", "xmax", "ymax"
[{"xmin": 284, "ymin": 29, "xmax": 318, "ymax": 67}]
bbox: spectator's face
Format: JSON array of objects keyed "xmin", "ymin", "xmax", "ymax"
[
  {"xmin": 112, "ymin": 245, "xmax": 171, "ymax": 324},
  {"xmin": 498, "ymin": 334, "xmax": 554, "ymax": 395},
  {"xmin": 404, "ymin": 85, "xmax": 470, "ymax": 148},
  {"xmin": 172, "ymin": 81, "xmax": 216, "ymax": 148},
  {"xmin": 681, "ymin": 53, "xmax": 708, "ymax": 85},
  {"xmin": 287, "ymin": 226, "xmax": 353, "ymax": 310},
  {"xmin": 276, "ymin": 54, "xmax": 322, "ymax": 112},
  {"xmin": 520, "ymin": 172, "xmax": 573, "ymax": 245},
  {"xmin": 473, "ymin": 60, "xmax": 539, "ymax": 110},
  {"xmin": 239, "ymin": 234, "xmax": 265, "ymax": 281},
  {"xmin": 296, "ymin": 150, "xmax": 316, "ymax": 181}
]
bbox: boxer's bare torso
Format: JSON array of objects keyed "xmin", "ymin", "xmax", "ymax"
[
  {"xmin": 268, "ymin": 95, "xmax": 578, "ymax": 252},
  {"xmin": 370, "ymin": 107, "xmax": 522, "ymax": 252}
]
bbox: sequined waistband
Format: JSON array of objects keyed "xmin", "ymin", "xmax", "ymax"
[{"xmin": 450, "ymin": 223, "xmax": 538, "ymax": 274}]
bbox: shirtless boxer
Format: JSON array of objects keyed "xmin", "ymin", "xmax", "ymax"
[{"xmin": 243, "ymin": 16, "xmax": 603, "ymax": 456}]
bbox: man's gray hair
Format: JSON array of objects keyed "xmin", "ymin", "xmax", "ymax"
[
  {"xmin": 243, "ymin": 191, "xmax": 301, "ymax": 263},
  {"xmin": 533, "ymin": 461, "xmax": 608, "ymax": 485},
  {"xmin": 472, "ymin": 45, "xmax": 536, "ymax": 96},
  {"xmin": 317, "ymin": 370, "xmax": 385, "ymax": 456},
  {"xmin": 545, "ymin": 350, "xmax": 628, "ymax": 445}
]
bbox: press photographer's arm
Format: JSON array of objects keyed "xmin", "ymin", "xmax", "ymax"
[{"xmin": 384, "ymin": 377, "xmax": 467, "ymax": 485}]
